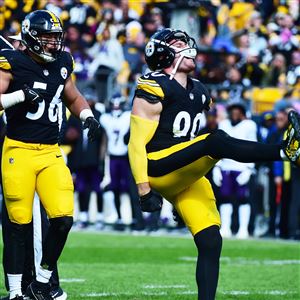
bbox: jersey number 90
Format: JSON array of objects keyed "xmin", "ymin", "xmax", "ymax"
[{"xmin": 173, "ymin": 111, "xmax": 202, "ymax": 140}]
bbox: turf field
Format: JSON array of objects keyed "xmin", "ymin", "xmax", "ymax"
[{"xmin": 0, "ymin": 231, "xmax": 299, "ymax": 300}]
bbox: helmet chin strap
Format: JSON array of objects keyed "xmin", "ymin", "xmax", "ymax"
[{"xmin": 169, "ymin": 47, "xmax": 197, "ymax": 80}]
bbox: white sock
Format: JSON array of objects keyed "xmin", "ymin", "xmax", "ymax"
[
  {"xmin": 238, "ymin": 204, "xmax": 251, "ymax": 233},
  {"xmin": 7, "ymin": 273, "xmax": 22, "ymax": 299},
  {"xmin": 79, "ymin": 211, "xmax": 89, "ymax": 222},
  {"xmin": 120, "ymin": 193, "xmax": 132, "ymax": 225},
  {"xmin": 220, "ymin": 203, "xmax": 233, "ymax": 232},
  {"xmin": 36, "ymin": 265, "xmax": 52, "ymax": 284},
  {"xmin": 97, "ymin": 212, "xmax": 104, "ymax": 222}
]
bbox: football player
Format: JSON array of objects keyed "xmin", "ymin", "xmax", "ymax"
[
  {"xmin": 0, "ymin": 10, "xmax": 101, "ymax": 300},
  {"xmin": 128, "ymin": 28, "xmax": 300, "ymax": 300},
  {"xmin": 100, "ymin": 93, "xmax": 132, "ymax": 229},
  {"xmin": 0, "ymin": 34, "xmax": 67, "ymax": 300}
]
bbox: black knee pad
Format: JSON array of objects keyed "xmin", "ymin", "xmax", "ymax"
[
  {"xmin": 194, "ymin": 225, "xmax": 222, "ymax": 252},
  {"xmin": 49, "ymin": 216, "xmax": 73, "ymax": 236}
]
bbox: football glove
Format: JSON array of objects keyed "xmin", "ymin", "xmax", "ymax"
[
  {"xmin": 236, "ymin": 168, "xmax": 252, "ymax": 186},
  {"xmin": 23, "ymin": 85, "xmax": 43, "ymax": 105},
  {"xmin": 139, "ymin": 190, "xmax": 163, "ymax": 212},
  {"xmin": 212, "ymin": 166, "xmax": 223, "ymax": 187},
  {"xmin": 83, "ymin": 117, "xmax": 101, "ymax": 141}
]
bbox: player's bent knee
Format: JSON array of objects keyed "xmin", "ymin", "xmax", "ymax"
[
  {"xmin": 49, "ymin": 216, "xmax": 73, "ymax": 236},
  {"xmin": 194, "ymin": 225, "xmax": 222, "ymax": 252},
  {"xmin": 8, "ymin": 206, "xmax": 32, "ymax": 224}
]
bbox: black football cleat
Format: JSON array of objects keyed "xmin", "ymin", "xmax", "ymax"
[
  {"xmin": 26, "ymin": 280, "xmax": 52, "ymax": 300},
  {"xmin": 283, "ymin": 110, "xmax": 300, "ymax": 167}
]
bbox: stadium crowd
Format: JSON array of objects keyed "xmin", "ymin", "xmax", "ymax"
[{"xmin": 0, "ymin": 0, "xmax": 300, "ymax": 240}]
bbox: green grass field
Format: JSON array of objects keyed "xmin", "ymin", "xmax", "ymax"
[{"xmin": 1, "ymin": 231, "xmax": 299, "ymax": 299}]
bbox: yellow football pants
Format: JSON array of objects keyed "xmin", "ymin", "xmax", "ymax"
[
  {"xmin": 148, "ymin": 134, "xmax": 221, "ymax": 236},
  {"xmin": 2, "ymin": 137, "xmax": 74, "ymax": 224}
]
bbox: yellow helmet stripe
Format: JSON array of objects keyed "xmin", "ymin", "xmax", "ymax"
[{"xmin": 46, "ymin": 10, "xmax": 60, "ymax": 27}]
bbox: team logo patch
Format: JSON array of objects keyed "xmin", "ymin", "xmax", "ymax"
[
  {"xmin": 43, "ymin": 69, "xmax": 49, "ymax": 76},
  {"xmin": 145, "ymin": 41, "xmax": 155, "ymax": 57},
  {"xmin": 22, "ymin": 19, "xmax": 30, "ymax": 34},
  {"xmin": 189, "ymin": 93, "xmax": 194, "ymax": 100},
  {"xmin": 60, "ymin": 67, "xmax": 68, "ymax": 79},
  {"xmin": 9, "ymin": 157, "xmax": 14, "ymax": 164}
]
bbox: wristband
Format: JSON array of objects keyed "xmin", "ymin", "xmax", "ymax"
[
  {"xmin": 0, "ymin": 90, "xmax": 25, "ymax": 109},
  {"xmin": 79, "ymin": 108, "xmax": 94, "ymax": 122}
]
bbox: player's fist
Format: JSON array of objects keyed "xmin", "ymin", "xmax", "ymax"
[
  {"xmin": 23, "ymin": 85, "xmax": 43, "ymax": 105},
  {"xmin": 139, "ymin": 190, "xmax": 163, "ymax": 212},
  {"xmin": 83, "ymin": 117, "xmax": 101, "ymax": 141}
]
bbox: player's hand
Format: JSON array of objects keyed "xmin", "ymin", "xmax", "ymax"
[
  {"xmin": 83, "ymin": 117, "xmax": 101, "ymax": 141},
  {"xmin": 23, "ymin": 85, "xmax": 43, "ymax": 105},
  {"xmin": 236, "ymin": 169, "xmax": 252, "ymax": 186},
  {"xmin": 212, "ymin": 166, "xmax": 223, "ymax": 187},
  {"xmin": 139, "ymin": 190, "xmax": 163, "ymax": 212}
]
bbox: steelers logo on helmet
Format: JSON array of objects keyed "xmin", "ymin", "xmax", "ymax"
[{"xmin": 145, "ymin": 41, "xmax": 155, "ymax": 57}]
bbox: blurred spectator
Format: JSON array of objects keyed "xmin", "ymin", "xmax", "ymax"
[
  {"xmin": 246, "ymin": 10, "xmax": 268, "ymax": 55},
  {"xmin": 269, "ymin": 12, "xmax": 299, "ymax": 65},
  {"xmin": 213, "ymin": 102, "xmax": 257, "ymax": 239},
  {"xmin": 65, "ymin": 25, "xmax": 92, "ymax": 90},
  {"xmin": 286, "ymin": 50, "xmax": 300, "ymax": 86},
  {"xmin": 63, "ymin": 88, "xmax": 106, "ymax": 229},
  {"xmin": 238, "ymin": 48, "xmax": 265, "ymax": 86},
  {"xmin": 62, "ymin": 0, "xmax": 97, "ymax": 40},
  {"xmin": 88, "ymin": 25, "xmax": 125, "ymax": 102},
  {"xmin": 262, "ymin": 53, "xmax": 287, "ymax": 87},
  {"xmin": 264, "ymin": 109, "xmax": 289, "ymax": 238},
  {"xmin": 122, "ymin": 21, "xmax": 145, "ymax": 82}
]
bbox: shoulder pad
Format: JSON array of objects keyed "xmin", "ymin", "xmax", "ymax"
[
  {"xmin": 0, "ymin": 50, "xmax": 13, "ymax": 71},
  {"xmin": 136, "ymin": 74, "xmax": 164, "ymax": 101}
]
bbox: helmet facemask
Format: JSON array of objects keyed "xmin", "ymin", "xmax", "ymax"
[
  {"xmin": 27, "ymin": 31, "xmax": 65, "ymax": 62},
  {"xmin": 164, "ymin": 32, "xmax": 197, "ymax": 79},
  {"xmin": 21, "ymin": 11, "xmax": 65, "ymax": 63}
]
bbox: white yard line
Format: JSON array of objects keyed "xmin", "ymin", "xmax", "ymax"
[
  {"xmin": 60, "ymin": 278, "xmax": 86, "ymax": 283},
  {"xmin": 143, "ymin": 284, "xmax": 187, "ymax": 289},
  {"xmin": 179, "ymin": 256, "xmax": 300, "ymax": 265},
  {"xmin": 81, "ymin": 290, "xmax": 298, "ymax": 297}
]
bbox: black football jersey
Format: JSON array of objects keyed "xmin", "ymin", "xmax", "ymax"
[
  {"xmin": 134, "ymin": 71, "xmax": 212, "ymax": 152},
  {"xmin": 0, "ymin": 49, "xmax": 74, "ymax": 144}
]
